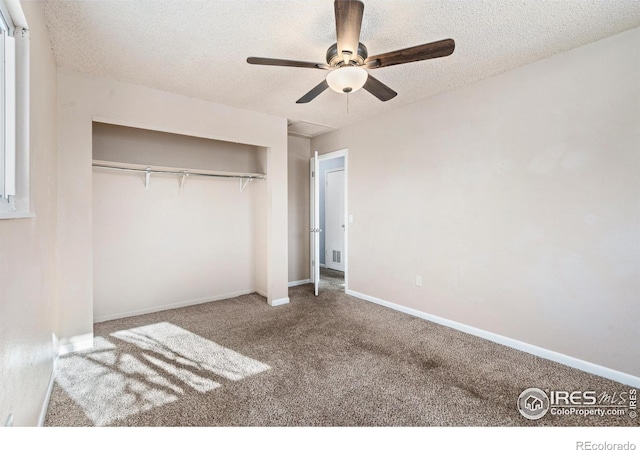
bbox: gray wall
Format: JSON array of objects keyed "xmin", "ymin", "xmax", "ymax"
[
  {"xmin": 312, "ymin": 28, "xmax": 640, "ymax": 378},
  {"xmin": 0, "ymin": 2, "xmax": 59, "ymax": 426},
  {"xmin": 56, "ymin": 65, "xmax": 290, "ymax": 350}
]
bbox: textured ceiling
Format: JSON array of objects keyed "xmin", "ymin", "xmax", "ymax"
[{"xmin": 43, "ymin": 0, "xmax": 640, "ymax": 130}]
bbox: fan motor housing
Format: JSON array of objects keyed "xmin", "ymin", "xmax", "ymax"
[{"xmin": 326, "ymin": 42, "xmax": 368, "ymax": 67}]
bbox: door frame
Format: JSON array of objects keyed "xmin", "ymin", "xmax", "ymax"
[{"xmin": 310, "ymin": 148, "xmax": 348, "ymax": 292}]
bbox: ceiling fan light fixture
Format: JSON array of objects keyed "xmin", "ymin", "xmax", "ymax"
[
  {"xmin": 326, "ymin": 66, "xmax": 368, "ymax": 94},
  {"xmin": 249, "ymin": 0, "xmax": 454, "ymax": 104}
]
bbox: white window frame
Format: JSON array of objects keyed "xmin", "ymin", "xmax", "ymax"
[
  {"xmin": 0, "ymin": 0, "xmax": 29, "ymax": 219},
  {"xmin": 0, "ymin": 3, "xmax": 14, "ymax": 201}
]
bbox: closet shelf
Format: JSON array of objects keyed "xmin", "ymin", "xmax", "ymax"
[
  {"xmin": 92, "ymin": 160, "xmax": 265, "ymax": 193},
  {"xmin": 92, "ymin": 160, "xmax": 266, "ymax": 179}
]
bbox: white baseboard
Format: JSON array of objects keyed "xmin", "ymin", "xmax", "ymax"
[
  {"xmin": 288, "ymin": 279, "xmax": 311, "ymax": 287},
  {"xmin": 57, "ymin": 333, "xmax": 94, "ymax": 356},
  {"xmin": 38, "ymin": 353, "xmax": 58, "ymax": 427},
  {"xmin": 270, "ymin": 297, "xmax": 290, "ymax": 306},
  {"xmin": 255, "ymin": 290, "xmax": 289, "ymax": 306},
  {"xmin": 93, "ymin": 289, "xmax": 256, "ymax": 323},
  {"xmin": 346, "ymin": 289, "xmax": 640, "ymax": 388},
  {"xmin": 51, "ymin": 332, "xmax": 59, "ymax": 355}
]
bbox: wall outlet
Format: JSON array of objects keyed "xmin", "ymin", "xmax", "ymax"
[
  {"xmin": 416, "ymin": 275, "xmax": 423, "ymax": 287},
  {"xmin": 5, "ymin": 413, "xmax": 13, "ymax": 427}
]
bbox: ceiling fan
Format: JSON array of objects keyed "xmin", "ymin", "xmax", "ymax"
[{"xmin": 247, "ymin": 0, "xmax": 455, "ymax": 104}]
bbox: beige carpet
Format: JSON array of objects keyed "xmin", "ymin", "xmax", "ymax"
[
  {"xmin": 44, "ymin": 278, "xmax": 637, "ymax": 427},
  {"xmin": 320, "ymin": 267, "xmax": 345, "ymax": 290}
]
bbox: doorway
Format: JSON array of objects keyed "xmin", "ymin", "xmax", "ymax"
[
  {"xmin": 310, "ymin": 149, "xmax": 347, "ymax": 295},
  {"xmin": 324, "ymin": 168, "xmax": 345, "ymax": 272}
]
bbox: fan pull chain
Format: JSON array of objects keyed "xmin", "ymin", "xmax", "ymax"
[{"xmin": 347, "ymin": 91, "xmax": 350, "ymax": 114}]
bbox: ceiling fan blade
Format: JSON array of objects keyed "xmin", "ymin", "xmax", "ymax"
[
  {"xmin": 296, "ymin": 80, "xmax": 330, "ymax": 104},
  {"xmin": 247, "ymin": 57, "xmax": 329, "ymax": 70},
  {"xmin": 363, "ymin": 75, "xmax": 397, "ymax": 102},
  {"xmin": 365, "ymin": 38, "xmax": 455, "ymax": 69},
  {"xmin": 335, "ymin": 0, "xmax": 364, "ymax": 62}
]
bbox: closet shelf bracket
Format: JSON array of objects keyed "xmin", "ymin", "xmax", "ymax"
[
  {"xmin": 240, "ymin": 178, "xmax": 252, "ymax": 193},
  {"xmin": 180, "ymin": 171, "xmax": 190, "ymax": 195},
  {"xmin": 145, "ymin": 168, "xmax": 151, "ymax": 190}
]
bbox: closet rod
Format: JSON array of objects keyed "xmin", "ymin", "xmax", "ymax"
[{"xmin": 92, "ymin": 163, "xmax": 266, "ymax": 180}]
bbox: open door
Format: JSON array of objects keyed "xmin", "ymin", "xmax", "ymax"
[{"xmin": 310, "ymin": 151, "xmax": 320, "ymax": 296}]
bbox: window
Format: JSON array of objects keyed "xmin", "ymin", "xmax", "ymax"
[
  {"xmin": 0, "ymin": 0, "xmax": 28, "ymax": 218},
  {"xmin": 0, "ymin": 2, "xmax": 15, "ymax": 204}
]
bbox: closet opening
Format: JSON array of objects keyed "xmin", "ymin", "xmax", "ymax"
[{"xmin": 91, "ymin": 121, "xmax": 267, "ymax": 323}]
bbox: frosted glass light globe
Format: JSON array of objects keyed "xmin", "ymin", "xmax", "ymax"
[{"xmin": 326, "ymin": 66, "xmax": 368, "ymax": 93}]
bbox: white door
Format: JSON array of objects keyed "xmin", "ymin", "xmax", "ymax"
[
  {"xmin": 310, "ymin": 151, "xmax": 320, "ymax": 296},
  {"xmin": 325, "ymin": 169, "xmax": 345, "ymax": 271}
]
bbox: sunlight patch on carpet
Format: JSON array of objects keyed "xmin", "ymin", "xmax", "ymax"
[
  {"xmin": 55, "ymin": 323, "xmax": 270, "ymax": 425},
  {"xmin": 111, "ymin": 322, "xmax": 270, "ymax": 381}
]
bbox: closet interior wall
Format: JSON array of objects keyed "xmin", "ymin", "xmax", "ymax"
[{"xmin": 92, "ymin": 122, "xmax": 266, "ymax": 322}]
